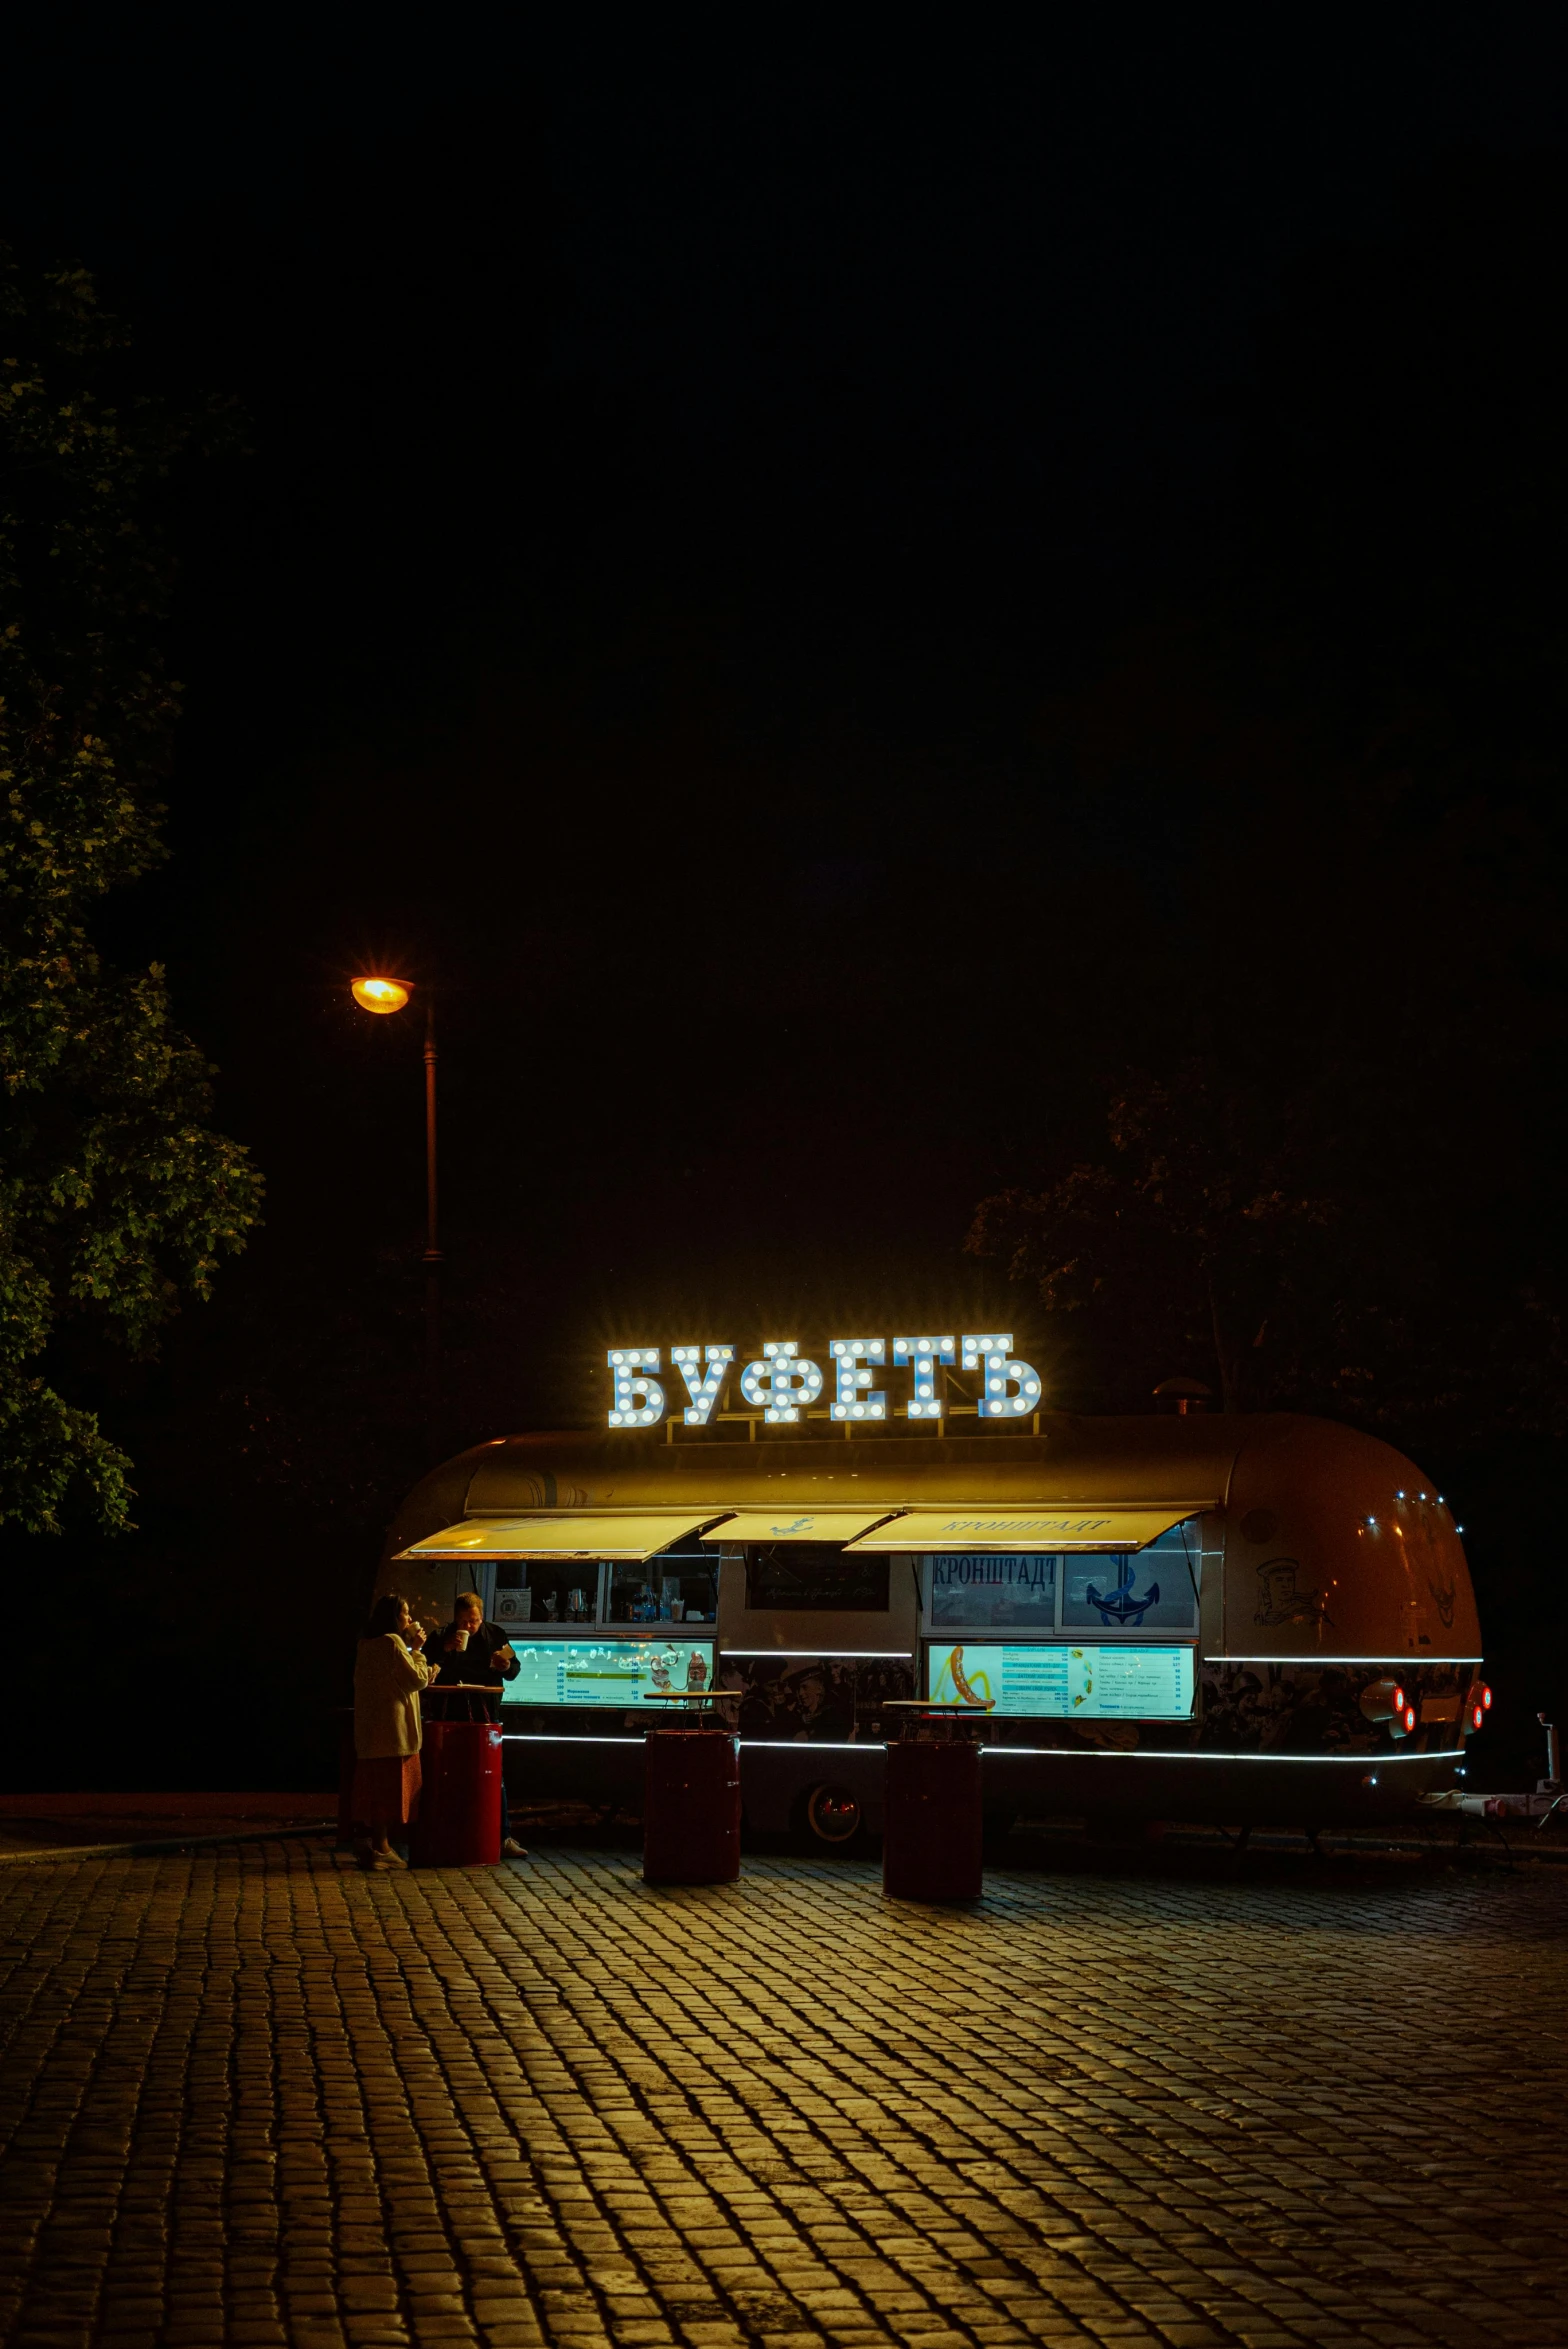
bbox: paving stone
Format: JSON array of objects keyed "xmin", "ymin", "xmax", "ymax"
[{"xmin": 0, "ymin": 1843, "xmax": 1565, "ymax": 2347}]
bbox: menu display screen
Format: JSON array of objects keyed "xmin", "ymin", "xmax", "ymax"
[
  {"xmin": 500, "ymin": 1638, "xmax": 716, "ymax": 1708},
  {"xmin": 926, "ymin": 1642, "xmax": 1194, "ymax": 1719}
]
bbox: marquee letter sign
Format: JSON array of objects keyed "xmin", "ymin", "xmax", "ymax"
[
  {"xmin": 606, "ymin": 1332, "xmax": 1040, "ymax": 1429},
  {"xmin": 894, "ymin": 1333, "xmax": 955, "ymax": 1420},
  {"xmin": 830, "ymin": 1337, "xmax": 886, "ymax": 1422},
  {"xmin": 670, "ymin": 1342, "xmax": 734, "ymax": 1425},
  {"xmin": 961, "ymin": 1333, "xmax": 1043, "ymax": 1417},
  {"xmin": 607, "ymin": 1347, "xmax": 664, "ymax": 1427},
  {"xmin": 739, "ymin": 1340, "xmax": 825, "ymax": 1424}
]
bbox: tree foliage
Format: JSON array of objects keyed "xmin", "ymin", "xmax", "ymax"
[
  {"xmin": 968, "ymin": 1044, "xmax": 1568, "ymax": 1439},
  {"xmin": 0, "ymin": 250, "xmax": 261, "ymax": 1533}
]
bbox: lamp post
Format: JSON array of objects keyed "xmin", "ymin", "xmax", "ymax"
[{"xmin": 351, "ymin": 976, "xmax": 443, "ymax": 1456}]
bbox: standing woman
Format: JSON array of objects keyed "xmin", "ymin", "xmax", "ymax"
[{"xmin": 353, "ymin": 1593, "xmax": 430, "ymax": 1868}]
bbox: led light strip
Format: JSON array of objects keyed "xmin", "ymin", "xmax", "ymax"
[
  {"xmin": 500, "ymin": 1734, "xmax": 885, "ymax": 1752},
  {"xmin": 981, "ymin": 1746, "xmax": 1466, "ymax": 1763},
  {"xmin": 722, "ymin": 1649, "xmax": 912, "ymax": 1659},
  {"xmin": 500, "ymin": 1734, "xmax": 1465, "ymax": 1763},
  {"xmin": 501, "ymin": 1734, "xmax": 646, "ymax": 1745},
  {"xmin": 739, "ymin": 1739, "xmax": 884, "ymax": 1753},
  {"xmin": 1206, "ymin": 1655, "xmax": 1482, "ymax": 1666}
]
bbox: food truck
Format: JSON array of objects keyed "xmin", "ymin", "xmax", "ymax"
[{"xmin": 378, "ymin": 1333, "xmax": 1486, "ymax": 1840}]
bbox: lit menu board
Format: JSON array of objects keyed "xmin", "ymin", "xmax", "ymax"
[
  {"xmin": 926, "ymin": 1642, "xmax": 1194, "ymax": 1719},
  {"xmin": 499, "ymin": 1638, "xmax": 716, "ymax": 1708}
]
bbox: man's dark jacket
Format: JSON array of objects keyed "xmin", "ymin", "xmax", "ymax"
[{"xmin": 425, "ymin": 1618, "xmax": 520, "ymax": 1722}]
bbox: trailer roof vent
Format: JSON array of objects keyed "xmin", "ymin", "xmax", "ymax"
[{"xmin": 1152, "ymin": 1377, "xmax": 1213, "ymax": 1416}]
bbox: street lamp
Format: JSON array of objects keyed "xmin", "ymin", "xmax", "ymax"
[
  {"xmin": 350, "ymin": 977, "xmax": 411, "ymax": 1015},
  {"xmin": 351, "ymin": 975, "xmax": 443, "ymax": 1455}
]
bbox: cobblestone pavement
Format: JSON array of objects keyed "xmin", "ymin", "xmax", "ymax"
[{"xmin": 1, "ymin": 1844, "xmax": 1565, "ymax": 2349}]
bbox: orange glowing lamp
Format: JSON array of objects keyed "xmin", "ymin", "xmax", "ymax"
[{"xmin": 351, "ymin": 976, "xmax": 412, "ymax": 1015}]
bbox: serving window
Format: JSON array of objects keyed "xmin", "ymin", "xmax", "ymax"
[
  {"xmin": 608, "ymin": 1551, "xmax": 718, "ymax": 1624},
  {"xmin": 922, "ymin": 1523, "xmax": 1200, "ymax": 1638},
  {"xmin": 492, "ymin": 1549, "xmax": 718, "ymax": 1630},
  {"xmin": 744, "ymin": 1543, "xmax": 891, "ymax": 1612},
  {"xmin": 494, "ymin": 1560, "xmax": 600, "ymax": 1627},
  {"xmin": 928, "ymin": 1553, "xmax": 1057, "ymax": 1632}
]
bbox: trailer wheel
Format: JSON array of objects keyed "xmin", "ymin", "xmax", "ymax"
[{"xmin": 802, "ymin": 1783, "xmax": 863, "ymax": 1847}]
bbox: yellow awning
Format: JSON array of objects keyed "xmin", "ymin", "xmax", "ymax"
[
  {"xmin": 395, "ymin": 1512, "xmax": 724, "ymax": 1562},
  {"xmin": 704, "ymin": 1509, "xmax": 903, "ymax": 1545},
  {"xmin": 841, "ymin": 1506, "xmax": 1199, "ymax": 1554}
]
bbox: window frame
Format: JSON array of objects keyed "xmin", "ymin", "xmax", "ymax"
[
  {"xmin": 920, "ymin": 1526, "xmax": 1204, "ymax": 1642},
  {"xmin": 491, "ymin": 1551, "xmax": 721, "ymax": 1633},
  {"xmin": 742, "ymin": 1542, "xmax": 893, "ymax": 1614}
]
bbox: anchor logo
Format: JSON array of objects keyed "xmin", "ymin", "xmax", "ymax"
[
  {"xmin": 1084, "ymin": 1556, "xmax": 1160, "ymax": 1626},
  {"xmin": 768, "ymin": 1517, "xmax": 814, "ymax": 1536},
  {"xmin": 1427, "ymin": 1576, "xmax": 1457, "ymax": 1629}
]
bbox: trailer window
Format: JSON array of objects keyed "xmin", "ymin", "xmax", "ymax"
[
  {"xmin": 608, "ymin": 1553, "xmax": 719, "ymax": 1624},
  {"xmin": 745, "ymin": 1544, "xmax": 890, "ymax": 1611},
  {"xmin": 492, "ymin": 1560, "xmax": 602, "ymax": 1628},
  {"xmin": 1060, "ymin": 1524, "xmax": 1199, "ymax": 1631},
  {"xmin": 927, "ymin": 1553, "xmax": 1057, "ymax": 1631}
]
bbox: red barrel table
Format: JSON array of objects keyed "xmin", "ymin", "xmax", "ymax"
[
  {"xmin": 410, "ymin": 1717, "xmax": 503, "ymax": 1866},
  {"xmin": 643, "ymin": 1727, "xmax": 741, "ymax": 1884},
  {"xmin": 882, "ymin": 1706, "xmax": 988, "ymax": 1901}
]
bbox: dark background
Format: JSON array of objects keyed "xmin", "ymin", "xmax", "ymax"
[{"xmin": 2, "ymin": 5, "xmax": 1565, "ymax": 1792}]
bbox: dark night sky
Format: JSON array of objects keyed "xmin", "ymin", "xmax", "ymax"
[
  {"xmin": 8, "ymin": 6, "xmax": 1568, "ymax": 1787},
  {"xmin": 4, "ymin": 4, "xmax": 1568, "ymax": 1425}
]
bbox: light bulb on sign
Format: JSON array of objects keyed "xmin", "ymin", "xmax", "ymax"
[
  {"xmin": 671, "ymin": 1343, "xmax": 734, "ymax": 1425},
  {"xmin": 740, "ymin": 1341, "xmax": 824, "ymax": 1422},
  {"xmin": 830, "ymin": 1338, "xmax": 886, "ymax": 1421},
  {"xmin": 606, "ymin": 1347, "xmax": 665, "ymax": 1427},
  {"xmin": 960, "ymin": 1333, "xmax": 1042, "ymax": 1416},
  {"xmin": 893, "ymin": 1335, "xmax": 954, "ymax": 1418}
]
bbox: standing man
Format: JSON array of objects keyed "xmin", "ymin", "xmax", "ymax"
[{"xmin": 427, "ymin": 1588, "xmax": 527, "ymax": 1857}]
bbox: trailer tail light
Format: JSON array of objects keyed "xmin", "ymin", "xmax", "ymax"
[
  {"xmin": 1391, "ymin": 1686, "xmax": 1406, "ymax": 1714},
  {"xmin": 1481, "ymin": 1685, "xmax": 1493, "ymax": 1710},
  {"xmin": 1403, "ymin": 1705, "xmax": 1417, "ymax": 1735},
  {"xmin": 1471, "ymin": 1704, "xmax": 1485, "ymax": 1731},
  {"xmin": 1390, "ymin": 1702, "xmax": 1414, "ymax": 1740}
]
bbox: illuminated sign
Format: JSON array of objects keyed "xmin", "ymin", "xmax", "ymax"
[
  {"xmin": 928, "ymin": 1642, "xmax": 1195, "ymax": 1718},
  {"xmin": 606, "ymin": 1333, "xmax": 1042, "ymax": 1429},
  {"xmin": 740, "ymin": 1340, "xmax": 824, "ymax": 1424},
  {"xmin": 671, "ymin": 1343, "xmax": 733, "ymax": 1425},
  {"xmin": 895, "ymin": 1334, "xmax": 954, "ymax": 1419},
  {"xmin": 500, "ymin": 1637, "xmax": 716, "ymax": 1707},
  {"xmin": 830, "ymin": 1337, "xmax": 886, "ymax": 1422},
  {"xmin": 961, "ymin": 1333, "xmax": 1043, "ymax": 1416},
  {"xmin": 608, "ymin": 1348, "xmax": 664, "ymax": 1427}
]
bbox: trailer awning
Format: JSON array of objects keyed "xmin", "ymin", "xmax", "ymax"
[
  {"xmin": 395, "ymin": 1512, "xmax": 725, "ymax": 1562},
  {"xmin": 703, "ymin": 1509, "xmax": 903, "ymax": 1546},
  {"xmin": 841, "ymin": 1505, "xmax": 1200, "ymax": 1554}
]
